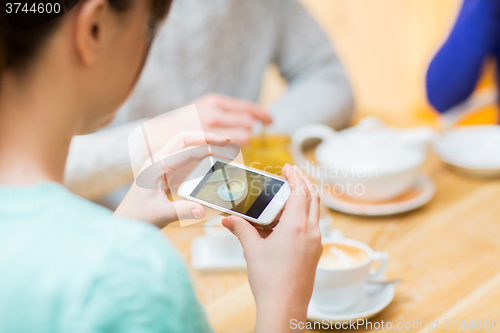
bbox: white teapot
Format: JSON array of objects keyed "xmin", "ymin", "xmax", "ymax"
[{"xmin": 291, "ymin": 117, "xmax": 438, "ymax": 202}]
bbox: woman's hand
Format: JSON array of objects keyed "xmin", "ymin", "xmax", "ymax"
[
  {"xmin": 222, "ymin": 164, "xmax": 322, "ymax": 333},
  {"xmin": 141, "ymin": 94, "xmax": 271, "ymax": 151},
  {"xmin": 114, "ymin": 132, "xmax": 231, "ymax": 228},
  {"xmin": 194, "ymin": 94, "xmax": 272, "ymax": 146}
]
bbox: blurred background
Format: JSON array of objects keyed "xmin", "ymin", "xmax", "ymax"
[{"xmin": 260, "ymin": 0, "xmax": 498, "ymax": 127}]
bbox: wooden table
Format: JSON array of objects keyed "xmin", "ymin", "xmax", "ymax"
[
  {"xmin": 207, "ymin": 1, "xmax": 499, "ymax": 330},
  {"xmin": 162, "ymin": 151, "xmax": 500, "ymax": 333}
]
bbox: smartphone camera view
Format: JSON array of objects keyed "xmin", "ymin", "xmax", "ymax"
[{"xmin": 190, "ymin": 161, "xmax": 284, "ymax": 218}]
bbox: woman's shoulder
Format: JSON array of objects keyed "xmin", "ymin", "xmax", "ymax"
[
  {"xmin": 7, "ymin": 181, "xmax": 185, "ymax": 286},
  {"xmin": 0, "ymin": 182, "xmax": 212, "ymax": 332},
  {"xmin": 43, "ymin": 183, "xmax": 182, "ymax": 272},
  {"xmin": 41, "ymin": 185, "xmax": 212, "ymax": 332}
]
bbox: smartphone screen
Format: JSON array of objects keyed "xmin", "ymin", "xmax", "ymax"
[{"xmin": 190, "ymin": 161, "xmax": 284, "ymax": 218}]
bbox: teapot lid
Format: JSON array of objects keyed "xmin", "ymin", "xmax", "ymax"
[{"xmin": 315, "ymin": 130, "xmax": 425, "ymax": 175}]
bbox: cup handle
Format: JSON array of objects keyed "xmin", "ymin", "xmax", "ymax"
[
  {"xmin": 368, "ymin": 251, "xmax": 389, "ymax": 279},
  {"xmin": 291, "ymin": 124, "xmax": 336, "ymax": 178}
]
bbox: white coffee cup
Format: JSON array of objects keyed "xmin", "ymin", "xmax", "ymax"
[
  {"xmin": 203, "ymin": 216, "xmax": 243, "ymax": 258},
  {"xmin": 318, "ymin": 214, "xmax": 333, "ymax": 238},
  {"xmin": 311, "ymin": 238, "xmax": 389, "ymax": 313},
  {"xmin": 218, "ymin": 179, "xmax": 246, "ymax": 201}
]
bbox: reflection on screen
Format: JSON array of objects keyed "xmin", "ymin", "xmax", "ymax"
[{"xmin": 190, "ymin": 161, "xmax": 284, "ymax": 218}]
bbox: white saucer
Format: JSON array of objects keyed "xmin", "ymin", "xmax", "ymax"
[
  {"xmin": 434, "ymin": 125, "xmax": 500, "ymax": 178},
  {"xmin": 320, "ymin": 174, "xmax": 435, "ymax": 216},
  {"xmin": 191, "ymin": 236, "xmax": 246, "ymax": 272},
  {"xmin": 307, "ymin": 283, "xmax": 395, "ymax": 324}
]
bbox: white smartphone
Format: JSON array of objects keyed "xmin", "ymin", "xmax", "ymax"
[{"xmin": 178, "ymin": 156, "xmax": 291, "ymax": 228}]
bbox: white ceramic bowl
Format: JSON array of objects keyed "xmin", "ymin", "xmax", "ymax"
[{"xmin": 434, "ymin": 125, "xmax": 500, "ymax": 178}]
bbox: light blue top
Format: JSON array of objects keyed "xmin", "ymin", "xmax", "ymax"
[{"xmin": 0, "ymin": 182, "xmax": 212, "ymax": 333}]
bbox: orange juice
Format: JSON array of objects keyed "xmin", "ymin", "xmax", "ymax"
[{"xmin": 242, "ymin": 133, "xmax": 292, "ymax": 176}]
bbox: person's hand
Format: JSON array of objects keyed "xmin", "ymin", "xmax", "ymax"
[
  {"xmin": 221, "ymin": 164, "xmax": 322, "ymax": 333},
  {"xmin": 194, "ymin": 94, "xmax": 272, "ymax": 146},
  {"xmin": 138, "ymin": 94, "xmax": 271, "ymax": 154},
  {"xmin": 114, "ymin": 132, "xmax": 231, "ymax": 228}
]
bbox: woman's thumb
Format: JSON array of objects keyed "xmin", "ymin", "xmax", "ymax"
[
  {"xmin": 222, "ymin": 216, "xmax": 260, "ymax": 250},
  {"xmin": 173, "ymin": 201, "xmax": 206, "ymax": 221}
]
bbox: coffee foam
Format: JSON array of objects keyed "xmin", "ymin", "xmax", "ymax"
[
  {"xmin": 318, "ymin": 243, "xmax": 368, "ymax": 269},
  {"xmin": 228, "ymin": 180, "xmax": 244, "ymax": 192}
]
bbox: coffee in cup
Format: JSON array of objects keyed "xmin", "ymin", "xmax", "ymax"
[
  {"xmin": 219, "ymin": 179, "xmax": 246, "ymax": 201},
  {"xmin": 226, "ymin": 180, "xmax": 244, "ymax": 193},
  {"xmin": 318, "ymin": 243, "xmax": 369, "ymax": 269},
  {"xmin": 311, "ymin": 239, "xmax": 389, "ymax": 313}
]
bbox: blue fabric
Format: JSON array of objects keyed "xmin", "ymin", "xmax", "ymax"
[
  {"xmin": 426, "ymin": 0, "xmax": 500, "ymax": 112},
  {"xmin": 0, "ymin": 182, "xmax": 212, "ymax": 333}
]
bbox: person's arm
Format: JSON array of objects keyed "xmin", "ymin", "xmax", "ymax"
[
  {"xmin": 64, "ymin": 119, "xmax": 146, "ymax": 200},
  {"xmin": 269, "ymin": 0, "xmax": 354, "ymax": 134},
  {"xmin": 114, "ymin": 132, "xmax": 233, "ymax": 228},
  {"xmin": 116, "ymin": 156, "xmax": 322, "ymax": 332},
  {"xmin": 222, "ymin": 165, "xmax": 322, "ymax": 333},
  {"xmin": 426, "ymin": 0, "xmax": 500, "ymax": 113}
]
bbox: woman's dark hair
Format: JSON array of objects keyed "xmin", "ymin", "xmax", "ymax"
[{"xmin": 0, "ymin": 0, "xmax": 171, "ymax": 75}]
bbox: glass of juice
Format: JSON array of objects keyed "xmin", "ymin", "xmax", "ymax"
[{"xmin": 242, "ymin": 131, "xmax": 292, "ymax": 176}]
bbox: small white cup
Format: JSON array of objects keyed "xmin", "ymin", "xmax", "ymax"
[
  {"xmin": 311, "ymin": 238, "xmax": 389, "ymax": 313},
  {"xmin": 318, "ymin": 214, "xmax": 333, "ymax": 238},
  {"xmin": 203, "ymin": 216, "xmax": 242, "ymax": 258},
  {"xmin": 218, "ymin": 180, "xmax": 246, "ymax": 201}
]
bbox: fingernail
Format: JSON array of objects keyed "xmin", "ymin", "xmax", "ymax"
[
  {"xmin": 283, "ymin": 164, "xmax": 290, "ymax": 175},
  {"xmin": 192, "ymin": 208, "xmax": 205, "ymax": 219},
  {"xmin": 218, "ymin": 135, "xmax": 231, "ymax": 141},
  {"xmin": 221, "ymin": 217, "xmax": 234, "ymax": 232},
  {"xmin": 293, "ymin": 165, "xmax": 300, "ymax": 170}
]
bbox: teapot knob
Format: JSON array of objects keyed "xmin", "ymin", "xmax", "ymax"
[{"xmin": 356, "ymin": 116, "xmax": 385, "ymax": 131}]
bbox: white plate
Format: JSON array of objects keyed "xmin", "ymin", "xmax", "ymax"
[
  {"xmin": 191, "ymin": 236, "xmax": 246, "ymax": 272},
  {"xmin": 320, "ymin": 174, "xmax": 435, "ymax": 216},
  {"xmin": 434, "ymin": 125, "xmax": 500, "ymax": 177},
  {"xmin": 307, "ymin": 283, "xmax": 395, "ymax": 324}
]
